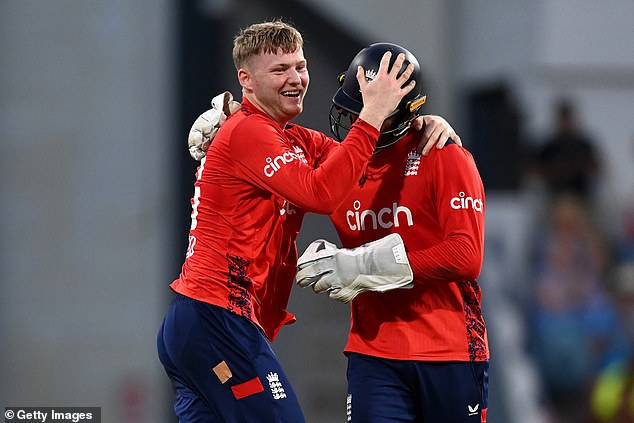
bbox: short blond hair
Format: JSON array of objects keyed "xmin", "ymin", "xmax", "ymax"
[{"xmin": 232, "ymin": 20, "xmax": 304, "ymax": 70}]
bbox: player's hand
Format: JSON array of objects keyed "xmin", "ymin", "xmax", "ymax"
[
  {"xmin": 357, "ymin": 52, "xmax": 416, "ymax": 132},
  {"xmin": 411, "ymin": 115, "xmax": 462, "ymax": 156},
  {"xmin": 296, "ymin": 233, "xmax": 414, "ymax": 303},
  {"xmin": 188, "ymin": 91, "xmax": 241, "ymax": 161}
]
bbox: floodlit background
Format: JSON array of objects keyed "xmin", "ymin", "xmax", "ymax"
[{"xmin": 1, "ymin": 1, "xmax": 633, "ymax": 422}]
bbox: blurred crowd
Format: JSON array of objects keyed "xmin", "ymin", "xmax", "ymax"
[{"xmin": 522, "ymin": 99, "xmax": 634, "ymax": 423}]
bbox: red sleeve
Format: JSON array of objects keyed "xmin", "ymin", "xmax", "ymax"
[
  {"xmin": 408, "ymin": 146, "xmax": 486, "ymax": 282},
  {"xmin": 230, "ymin": 116, "xmax": 378, "ymax": 214}
]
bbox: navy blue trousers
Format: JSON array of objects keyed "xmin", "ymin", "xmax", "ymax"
[
  {"xmin": 157, "ymin": 294, "xmax": 305, "ymax": 423},
  {"xmin": 346, "ymin": 353, "xmax": 489, "ymax": 422}
]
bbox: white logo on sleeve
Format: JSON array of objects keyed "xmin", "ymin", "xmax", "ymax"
[
  {"xmin": 450, "ymin": 192, "xmax": 484, "ymax": 212},
  {"xmin": 263, "ymin": 145, "xmax": 307, "ymax": 178}
]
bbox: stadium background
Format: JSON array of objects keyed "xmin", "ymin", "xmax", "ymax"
[{"xmin": 1, "ymin": 0, "xmax": 633, "ymax": 422}]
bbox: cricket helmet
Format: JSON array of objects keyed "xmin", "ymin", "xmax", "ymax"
[{"xmin": 329, "ymin": 42, "xmax": 426, "ymax": 149}]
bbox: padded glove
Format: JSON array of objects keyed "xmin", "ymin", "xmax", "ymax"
[
  {"xmin": 296, "ymin": 233, "xmax": 414, "ymax": 303},
  {"xmin": 187, "ymin": 91, "xmax": 240, "ymax": 160}
]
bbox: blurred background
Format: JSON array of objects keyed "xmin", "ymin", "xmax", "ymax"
[{"xmin": 1, "ymin": 0, "xmax": 633, "ymax": 422}]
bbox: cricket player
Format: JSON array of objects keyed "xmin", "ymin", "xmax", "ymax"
[
  {"xmin": 297, "ymin": 43, "xmax": 490, "ymax": 422},
  {"xmin": 157, "ymin": 20, "xmax": 441, "ymax": 422}
]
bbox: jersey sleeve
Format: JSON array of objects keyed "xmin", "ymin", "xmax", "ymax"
[
  {"xmin": 229, "ymin": 116, "xmax": 378, "ymax": 214},
  {"xmin": 407, "ymin": 146, "xmax": 486, "ymax": 282}
]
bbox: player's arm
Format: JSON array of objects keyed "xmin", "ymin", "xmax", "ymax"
[
  {"xmin": 406, "ymin": 146, "xmax": 485, "ymax": 282},
  {"xmin": 186, "ymin": 97, "xmax": 462, "ymax": 161},
  {"xmin": 229, "ymin": 117, "xmax": 377, "ymax": 214}
]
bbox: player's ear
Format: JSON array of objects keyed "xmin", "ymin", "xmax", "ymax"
[{"xmin": 237, "ymin": 68, "xmax": 252, "ymax": 91}]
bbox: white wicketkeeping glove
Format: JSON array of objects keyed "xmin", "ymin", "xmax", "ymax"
[
  {"xmin": 296, "ymin": 233, "xmax": 414, "ymax": 303},
  {"xmin": 187, "ymin": 91, "xmax": 241, "ymax": 160}
]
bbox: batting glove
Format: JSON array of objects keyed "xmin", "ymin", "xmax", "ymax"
[
  {"xmin": 187, "ymin": 91, "xmax": 241, "ymax": 160},
  {"xmin": 296, "ymin": 233, "xmax": 414, "ymax": 303}
]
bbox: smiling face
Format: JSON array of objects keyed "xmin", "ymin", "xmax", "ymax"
[{"xmin": 238, "ymin": 48, "xmax": 309, "ymax": 127}]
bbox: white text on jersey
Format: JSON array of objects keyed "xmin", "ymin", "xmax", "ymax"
[
  {"xmin": 346, "ymin": 200, "xmax": 414, "ymax": 231},
  {"xmin": 263, "ymin": 145, "xmax": 307, "ymax": 178},
  {"xmin": 450, "ymin": 192, "xmax": 484, "ymax": 212}
]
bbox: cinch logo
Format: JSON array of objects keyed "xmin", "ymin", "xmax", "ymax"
[
  {"xmin": 346, "ymin": 200, "xmax": 413, "ymax": 231},
  {"xmin": 263, "ymin": 146, "xmax": 307, "ymax": 178},
  {"xmin": 450, "ymin": 192, "xmax": 484, "ymax": 212}
]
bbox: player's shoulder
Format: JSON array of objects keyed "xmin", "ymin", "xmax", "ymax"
[
  {"xmin": 286, "ymin": 122, "xmax": 326, "ymax": 140},
  {"xmin": 226, "ymin": 111, "xmax": 281, "ymax": 141},
  {"xmin": 425, "ymin": 139, "xmax": 474, "ymax": 162},
  {"xmin": 286, "ymin": 124, "xmax": 335, "ymax": 155}
]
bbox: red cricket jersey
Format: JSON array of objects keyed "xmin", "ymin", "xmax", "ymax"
[
  {"xmin": 170, "ymin": 99, "xmax": 379, "ymax": 341},
  {"xmin": 328, "ymin": 133, "xmax": 490, "ymax": 361}
]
